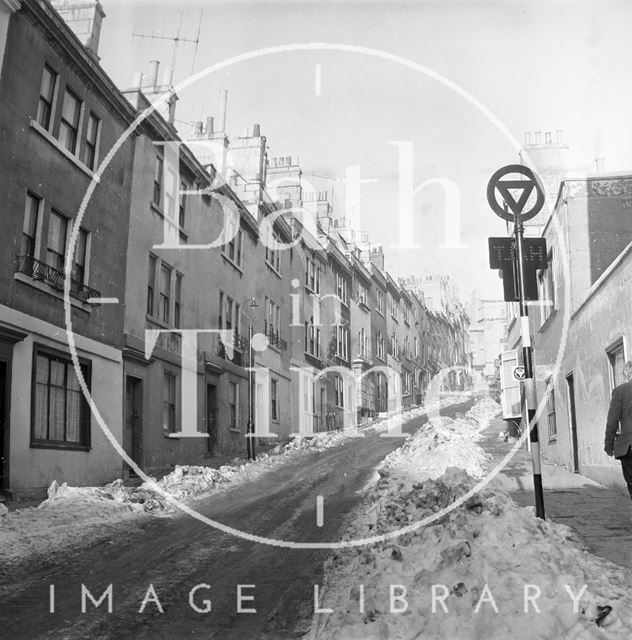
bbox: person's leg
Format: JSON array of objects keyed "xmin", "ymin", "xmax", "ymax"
[{"xmin": 619, "ymin": 451, "xmax": 632, "ymax": 501}]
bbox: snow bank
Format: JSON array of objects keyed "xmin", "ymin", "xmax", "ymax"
[
  {"xmin": 373, "ymin": 396, "xmax": 498, "ymax": 490},
  {"xmin": 309, "ymin": 399, "xmax": 632, "ymax": 640}
]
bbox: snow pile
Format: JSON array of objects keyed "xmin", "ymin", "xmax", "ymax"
[
  {"xmin": 376, "ymin": 415, "xmax": 489, "ymax": 490},
  {"xmin": 309, "ymin": 399, "xmax": 632, "ymax": 640},
  {"xmin": 466, "ymin": 396, "xmax": 502, "ymax": 430},
  {"xmin": 374, "ymin": 398, "xmax": 498, "ymax": 490},
  {"xmin": 0, "ymin": 481, "xmax": 144, "ymax": 572}
]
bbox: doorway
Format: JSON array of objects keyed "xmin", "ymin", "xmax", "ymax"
[
  {"xmin": 0, "ymin": 361, "xmax": 8, "ymax": 494},
  {"xmin": 124, "ymin": 376, "xmax": 143, "ymax": 468},
  {"xmin": 566, "ymin": 373, "xmax": 579, "ymax": 473},
  {"xmin": 206, "ymin": 384, "xmax": 218, "ymax": 455}
]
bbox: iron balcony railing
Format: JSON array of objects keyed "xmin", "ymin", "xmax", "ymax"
[
  {"xmin": 264, "ymin": 326, "xmax": 288, "ymax": 351},
  {"xmin": 15, "ymin": 255, "xmax": 101, "ymax": 303},
  {"xmin": 217, "ymin": 333, "xmax": 249, "ymax": 367}
]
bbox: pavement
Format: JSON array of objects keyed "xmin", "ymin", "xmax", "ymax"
[{"xmin": 482, "ymin": 418, "xmax": 632, "ymax": 570}]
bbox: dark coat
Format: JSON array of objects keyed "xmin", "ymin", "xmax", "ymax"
[{"xmin": 604, "ymin": 380, "xmax": 632, "ymax": 458}]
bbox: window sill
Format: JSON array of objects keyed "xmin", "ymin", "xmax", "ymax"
[
  {"xmin": 166, "ymin": 432, "xmax": 209, "ymax": 439},
  {"xmin": 305, "ymin": 285, "xmax": 320, "ymax": 297},
  {"xmin": 221, "ymin": 253, "xmax": 244, "ymax": 274},
  {"xmin": 14, "ymin": 273, "xmax": 92, "ymax": 312},
  {"xmin": 146, "ymin": 314, "xmax": 169, "ymax": 329},
  {"xmin": 150, "ymin": 201, "xmax": 164, "ymax": 218},
  {"xmin": 266, "ymin": 263, "xmax": 282, "ymax": 278},
  {"xmin": 304, "ymin": 352, "xmax": 323, "ymax": 368},
  {"xmin": 229, "ymin": 428, "xmax": 242, "ymax": 433},
  {"xmin": 376, "ymin": 309, "xmax": 385, "ymax": 317},
  {"xmin": 358, "ymin": 301, "xmax": 370, "ymax": 312},
  {"xmin": 537, "ymin": 307, "xmax": 558, "ymax": 333},
  {"xmin": 31, "ymin": 441, "xmax": 91, "ymax": 452},
  {"xmin": 30, "ymin": 119, "xmax": 99, "ymax": 182}
]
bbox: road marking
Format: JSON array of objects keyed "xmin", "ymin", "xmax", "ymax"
[
  {"xmin": 87, "ymin": 297, "xmax": 119, "ymax": 305},
  {"xmin": 314, "ymin": 63, "xmax": 322, "ymax": 96},
  {"xmin": 316, "ymin": 495, "xmax": 324, "ymax": 527}
]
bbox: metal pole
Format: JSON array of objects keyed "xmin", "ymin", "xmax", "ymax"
[
  {"xmin": 247, "ymin": 320, "xmax": 256, "ymax": 461},
  {"xmin": 514, "ymin": 209, "xmax": 545, "ymax": 519}
]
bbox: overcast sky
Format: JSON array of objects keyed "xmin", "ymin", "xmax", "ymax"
[{"xmin": 98, "ymin": 0, "xmax": 632, "ymax": 301}]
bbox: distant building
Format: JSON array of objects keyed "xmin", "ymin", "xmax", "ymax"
[{"xmin": 469, "ymin": 295, "xmax": 507, "ymax": 385}]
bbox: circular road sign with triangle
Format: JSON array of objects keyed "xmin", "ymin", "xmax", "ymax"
[{"xmin": 486, "ymin": 164, "xmax": 545, "ymax": 222}]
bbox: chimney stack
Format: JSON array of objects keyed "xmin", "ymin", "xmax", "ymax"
[
  {"xmin": 217, "ymin": 89, "xmax": 228, "ymax": 132},
  {"xmin": 51, "ymin": 0, "xmax": 106, "ymax": 59}
]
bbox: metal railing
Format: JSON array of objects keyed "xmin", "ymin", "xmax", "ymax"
[
  {"xmin": 217, "ymin": 333, "xmax": 249, "ymax": 366},
  {"xmin": 16, "ymin": 255, "xmax": 101, "ymax": 303},
  {"xmin": 264, "ymin": 326, "xmax": 287, "ymax": 351}
]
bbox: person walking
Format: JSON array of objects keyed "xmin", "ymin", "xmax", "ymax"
[{"xmin": 604, "ymin": 361, "xmax": 632, "ymax": 500}]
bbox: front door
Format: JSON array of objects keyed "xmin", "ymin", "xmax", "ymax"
[
  {"xmin": 0, "ymin": 361, "xmax": 8, "ymax": 494},
  {"xmin": 206, "ymin": 384, "xmax": 217, "ymax": 455},
  {"xmin": 124, "ymin": 376, "xmax": 143, "ymax": 468},
  {"xmin": 566, "ymin": 373, "xmax": 579, "ymax": 473}
]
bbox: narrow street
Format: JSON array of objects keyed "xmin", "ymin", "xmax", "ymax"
[{"xmin": 0, "ymin": 400, "xmax": 473, "ymax": 640}]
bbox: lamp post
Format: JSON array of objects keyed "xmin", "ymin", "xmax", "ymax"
[{"xmin": 245, "ymin": 298, "xmax": 258, "ymax": 461}]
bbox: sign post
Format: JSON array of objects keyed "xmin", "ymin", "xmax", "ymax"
[{"xmin": 487, "ymin": 164, "xmax": 546, "ymax": 520}]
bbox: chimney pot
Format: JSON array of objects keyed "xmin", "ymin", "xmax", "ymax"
[
  {"xmin": 556, "ymin": 129, "xmax": 563, "ymax": 144},
  {"xmin": 148, "ymin": 60, "xmax": 160, "ymax": 87},
  {"xmin": 524, "ymin": 131, "xmax": 531, "ymax": 145},
  {"xmin": 217, "ymin": 89, "xmax": 228, "ymax": 133},
  {"xmin": 286, "ymin": 156, "xmax": 292, "ymax": 166},
  {"xmin": 534, "ymin": 131, "xmax": 542, "ymax": 145},
  {"xmin": 162, "ymin": 67, "xmax": 173, "ymax": 87},
  {"xmin": 206, "ymin": 116, "xmax": 214, "ymax": 134},
  {"xmin": 252, "ymin": 123, "xmax": 260, "ymax": 137},
  {"xmin": 545, "ymin": 131, "xmax": 552, "ymax": 144},
  {"xmin": 195, "ymin": 121, "xmax": 203, "ymax": 135}
]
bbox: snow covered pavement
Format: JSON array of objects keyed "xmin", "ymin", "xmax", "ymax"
[{"xmin": 308, "ymin": 398, "xmax": 632, "ymax": 640}]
